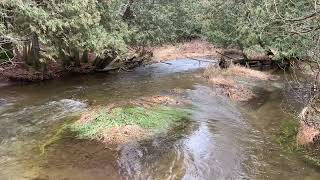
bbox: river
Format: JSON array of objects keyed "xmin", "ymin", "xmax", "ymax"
[{"xmin": 0, "ymin": 59, "xmax": 319, "ymax": 179}]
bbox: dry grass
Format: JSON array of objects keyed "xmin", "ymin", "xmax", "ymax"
[
  {"xmin": 204, "ymin": 65, "xmax": 273, "ymax": 102},
  {"xmin": 228, "ymin": 86, "xmax": 256, "ymax": 102},
  {"xmin": 208, "ymin": 77, "xmax": 236, "ymax": 88},
  {"xmin": 129, "ymin": 95, "xmax": 182, "ymax": 108},
  {"xmin": 225, "ymin": 65, "xmax": 272, "ymax": 80},
  {"xmin": 101, "ymin": 125, "xmax": 148, "ymax": 145},
  {"xmin": 152, "ymin": 40, "xmax": 218, "ymax": 61},
  {"xmin": 204, "ymin": 64, "xmax": 272, "ymax": 81},
  {"xmin": 208, "ymin": 76, "xmax": 256, "ymax": 102}
]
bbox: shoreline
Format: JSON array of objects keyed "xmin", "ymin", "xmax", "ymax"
[{"xmin": 0, "ymin": 40, "xmax": 219, "ymax": 84}]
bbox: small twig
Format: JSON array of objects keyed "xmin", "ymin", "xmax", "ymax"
[
  {"xmin": 159, "ymin": 61, "xmax": 172, "ymax": 65},
  {"xmin": 0, "ymin": 60, "xmax": 13, "ymax": 66},
  {"xmin": 187, "ymin": 57, "xmax": 217, "ymax": 63},
  {"xmin": 215, "ymin": 51, "xmax": 239, "ymax": 61}
]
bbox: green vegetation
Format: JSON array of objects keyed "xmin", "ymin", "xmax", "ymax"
[
  {"xmin": 130, "ymin": 0, "xmax": 203, "ymax": 46},
  {"xmin": 1, "ymin": 0, "xmax": 319, "ymax": 87},
  {"xmin": 304, "ymin": 154, "xmax": 320, "ymax": 167},
  {"xmin": 0, "ymin": 0, "xmax": 204, "ymax": 74},
  {"xmin": 203, "ymin": 0, "xmax": 319, "ymax": 61},
  {"xmin": 70, "ymin": 106, "xmax": 189, "ymax": 140},
  {"xmin": 39, "ymin": 123, "xmax": 70, "ymax": 155},
  {"xmin": 277, "ymin": 118, "xmax": 320, "ymax": 167},
  {"xmin": 277, "ymin": 118, "xmax": 300, "ymax": 152},
  {"xmin": 39, "ymin": 115, "xmax": 79, "ymax": 155}
]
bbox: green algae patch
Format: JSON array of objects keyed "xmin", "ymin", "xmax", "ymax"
[
  {"xmin": 39, "ymin": 124, "xmax": 69, "ymax": 155},
  {"xmin": 277, "ymin": 117, "xmax": 320, "ymax": 168},
  {"xmin": 70, "ymin": 105, "xmax": 189, "ymax": 144},
  {"xmin": 277, "ymin": 117, "xmax": 300, "ymax": 152},
  {"xmin": 39, "ymin": 117, "xmax": 77, "ymax": 155}
]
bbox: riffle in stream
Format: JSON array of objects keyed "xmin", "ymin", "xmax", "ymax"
[{"xmin": 0, "ymin": 59, "xmax": 319, "ymax": 179}]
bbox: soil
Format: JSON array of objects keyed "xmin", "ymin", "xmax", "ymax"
[
  {"xmin": 0, "ymin": 62, "xmax": 63, "ymax": 81},
  {"xmin": 297, "ymin": 120, "xmax": 320, "ymax": 146}
]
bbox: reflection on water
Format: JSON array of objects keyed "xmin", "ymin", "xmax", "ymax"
[{"xmin": 0, "ymin": 59, "xmax": 320, "ymax": 179}]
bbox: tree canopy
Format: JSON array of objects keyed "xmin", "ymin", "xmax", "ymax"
[
  {"xmin": 0, "ymin": 0, "xmax": 319, "ymax": 77},
  {"xmin": 204, "ymin": 0, "xmax": 319, "ymax": 61}
]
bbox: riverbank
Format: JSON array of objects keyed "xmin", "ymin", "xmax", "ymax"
[
  {"xmin": 0, "ymin": 40, "xmax": 219, "ymax": 83},
  {"xmin": 151, "ymin": 40, "xmax": 218, "ymax": 62},
  {"xmin": 0, "ymin": 39, "xmax": 285, "ymax": 84}
]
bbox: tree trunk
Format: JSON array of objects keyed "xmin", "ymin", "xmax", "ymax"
[
  {"xmin": 14, "ymin": 47, "xmax": 21, "ymax": 59},
  {"xmin": 82, "ymin": 50, "xmax": 89, "ymax": 63},
  {"xmin": 23, "ymin": 41, "xmax": 31, "ymax": 65},
  {"xmin": 30, "ymin": 32, "xmax": 41, "ymax": 70},
  {"xmin": 93, "ymin": 49, "xmax": 117, "ymax": 70},
  {"xmin": 73, "ymin": 49, "xmax": 80, "ymax": 67}
]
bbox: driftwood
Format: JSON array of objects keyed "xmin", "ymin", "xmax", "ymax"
[
  {"xmin": 216, "ymin": 50, "xmax": 274, "ymax": 69},
  {"xmin": 95, "ymin": 66, "xmax": 120, "ymax": 72},
  {"xmin": 95, "ymin": 48, "xmax": 152, "ymax": 72}
]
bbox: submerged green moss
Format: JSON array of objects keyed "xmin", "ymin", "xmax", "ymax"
[
  {"xmin": 304, "ymin": 154, "xmax": 320, "ymax": 167},
  {"xmin": 39, "ymin": 116, "xmax": 78, "ymax": 155},
  {"xmin": 277, "ymin": 118, "xmax": 300, "ymax": 152},
  {"xmin": 70, "ymin": 105, "xmax": 189, "ymax": 139},
  {"xmin": 277, "ymin": 117, "xmax": 320, "ymax": 167},
  {"xmin": 39, "ymin": 123, "xmax": 71, "ymax": 155}
]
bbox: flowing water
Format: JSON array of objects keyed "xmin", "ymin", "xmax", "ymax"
[{"xmin": 0, "ymin": 59, "xmax": 320, "ymax": 180}]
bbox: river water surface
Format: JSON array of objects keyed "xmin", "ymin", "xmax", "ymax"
[{"xmin": 0, "ymin": 59, "xmax": 320, "ymax": 179}]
